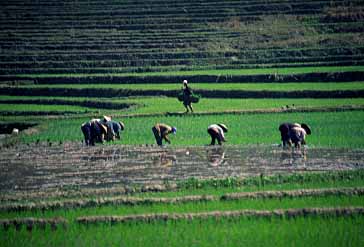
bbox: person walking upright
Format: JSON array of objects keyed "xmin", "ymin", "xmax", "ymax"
[{"xmin": 182, "ymin": 80, "xmax": 193, "ymax": 113}]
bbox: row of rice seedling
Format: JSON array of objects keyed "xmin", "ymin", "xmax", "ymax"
[
  {"xmin": 2, "ymin": 215, "xmax": 363, "ymax": 246},
  {"xmin": 1, "ymin": 96, "xmax": 363, "ymax": 116},
  {"xmin": 3, "ymin": 54, "xmax": 363, "ymax": 68},
  {"xmin": 0, "ymin": 104, "xmax": 89, "ymax": 113},
  {"xmin": 2, "ymin": 61, "xmax": 363, "ymax": 75},
  {"xmin": 4, "ymin": 47, "xmax": 364, "ymax": 63},
  {"xmin": 22, "ymin": 82, "xmax": 364, "ymax": 91},
  {"xmin": 1, "ymin": 0, "xmax": 348, "ymax": 23},
  {"xmin": 3, "ymin": 65, "xmax": 361, "ymax": 79},
  {"xmin": 3, "ymin": 169, "xmax": 363, "ymax": 203},
  {"xmin": 76, "ymin": 207, "xmax": 364, "ymax": 225},
  {"xmin": 2, "ymin": 187, "xmax": 363, "ymax": 212},
  {"xmin": 16, "ymin": 110, "xmax": 364, "ymax": 148},
  {"xmin": 4, "ymin": 85, "xmax": 364, "ymax": 99},
  {"xmin": 2, "ymin": 56, "xmax": 363, "ymax": 74},
  {"xmin": 2, "ymin": 0, "xmax": 363, "ymax": 75},
  {"xmin": 2, "ymin": 192, "xmax": 364, "ymax": 221},
  {"xmin": 3, "ymin": 207, "xmax": 364, "ymax": 231}
]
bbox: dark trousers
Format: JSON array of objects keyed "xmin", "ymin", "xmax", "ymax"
[
  {"xmin": 81, "ymin": 122, "xmax": 103, "ymax": 146},
  {"xmin": 208, "ymin": 129, "xmax": 222, "ymax": 145},
  {"xmin": 152, "ymin": 126, "xmax": 163, "ymax": 146},
  {"xmin": 81, "ymin": 123, "xmax": 94, "ymax": 146},
  {"xmin": 279, "ymin": 123, "xmax": 291, "ymax": 147}
]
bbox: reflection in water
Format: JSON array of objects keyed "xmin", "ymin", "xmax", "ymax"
[
  {"xmin": 2, "ymin": 144, "xmax": 364, "ymax": 193},
  {"xmin": 207, "ymin": 147, "xmax": 226, "ymax": 167},
  {"xmin": 153, "ymin": 152, "xmax": 176, "ymax": 168},
  {"xmin": 280, "ymin": 149, "xmax": 307, "ymax": 166}
]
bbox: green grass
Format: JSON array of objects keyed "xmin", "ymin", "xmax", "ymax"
[
  {"xmin": 4, "ymin": 170, "xmax": 364, "ymax": 202},
  {"xmin": 21, "ymin": 82, "xmax": 364, "ymax": 91},
  {"xmin": 2, "ymin": 96, "xmax": 363, "ymax": 115},
  {"xmin": 122, "ymin": 97, "xmax": 364, "ymax": 115},
  {"xmin": 1, "ymin": 195, "xmax": 363, "ymax": 220},
  {"xmin": 2, "ymin": 171, "xmax": 364, "ymax": 246},
  {"xmin": 18, "ymin": 111, "xmax": 364, "ymax": 148},
  {"xmin": 0, "ymin": 104, "xmax": 92, "ymax": 113},
  {"xmin": 1, "ymin": 216, "xmax": 363, "ymax": 247},
  {"xmin": 8, "ymin": 65, "xmax": 364, "ymax": 78}
]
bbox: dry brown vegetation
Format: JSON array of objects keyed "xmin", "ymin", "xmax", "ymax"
[
  {"xmin": 2, "ymin": 188, "xmax": 363, "ymax": 212},
  {"xmin": 76, "ymin": 207, "xmax": 364, "ymax": 224},
  {"xmin": 0, "ymin": 217, "xmax": 67, "ymax": 231}
]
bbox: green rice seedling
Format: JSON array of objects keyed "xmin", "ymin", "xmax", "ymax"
[
  {"xmin": 0, "ymin": 104, "xmax": 89, "ymax": 113},
  {"xmin": 2, "ymin": 193, "xmax": 364, "ymax": 220},
  {"xmin": 19, "ymin": 111, "xmax": 364, "ymax": 148},
  {"xmin": 1, "ymin": 96, "xmax": 364, "ymax": 115},
  {"xmin": 11, "ymin": 65, "xmax": 364, "ymax": 78},
  {"xmin": 24, "ymin": 82, "xmax": 364, "ymax": 91},
  {"xmin": 3, "ymin": 170, "xmax": 364, "ymax": 204},
  {"xmin": 2, "ymin": 215, "xmax": 363, "ymax": 247}
]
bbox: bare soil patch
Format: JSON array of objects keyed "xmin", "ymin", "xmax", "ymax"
[{"xmin": 1, "ymin": 144, "xmax": 363, "ymax": 194}]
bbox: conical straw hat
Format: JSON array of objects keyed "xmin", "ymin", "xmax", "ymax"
[{"xmin": 217, "ymin": 124, "xmax": 228, "ymax": 132}]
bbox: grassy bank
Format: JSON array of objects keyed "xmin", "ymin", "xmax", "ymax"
[
  {"xmin": 1, "ymin": 96, "xmax": 364, "ymax": 115},
  {"xmin": 7, "ymin": 66, "xmax": 364, "ymax": 78},
  {"xmin": 20, "ymin": 82, "xmax": 364, "ymax": 91}
]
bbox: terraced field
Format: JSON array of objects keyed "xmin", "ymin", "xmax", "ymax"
[
  {"xmin": 1, "ymin": 0, "xmax": 364, "ymax": 77},
  {"xmin": 1, "ymin": 0, "xmax": 364, "ymax": 246}
]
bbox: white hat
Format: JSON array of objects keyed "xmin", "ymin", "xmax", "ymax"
[
  {"xmin": 103, "ymin": 116, "xmax": 111, "ymax": 122},
  {"xmin": 217, "ymin": 124, "xmax": 228, "ymax": 132},
  {"xmin": 183, "ymin": 80, "xmax": 188, "ymax": 84}
]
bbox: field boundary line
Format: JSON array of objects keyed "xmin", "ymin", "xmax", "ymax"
[
  {"xmin": 2, "ymin": 105, "xmax": 363, "ymax": 120},
  {"xmin": 0, "ymin": 217, "xmax": 67, "ymax": 231},
  {"xmin": 118, "ymin": 105, "xmax": 364, "ymax": 118},
  {"xmin": 76, "ymin": 207, "xmax": 364, "ymax": 224},
  {"xmin": 2, "ymin": 187, "xmax": 363, "ymax": 212}
]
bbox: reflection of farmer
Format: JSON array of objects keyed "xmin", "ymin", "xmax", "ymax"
[
  {"xmin": 207, "ymin": 147, "xmax": 225, "ymax": 166},
  {"xmin": 152, "ymin": 123, "xmax": 177, "ymax": 146},
  {"xmin": 153, "ymin": 152, "xmax": 176, "ymax": 167},
  {"xmin": 207, "ymin": 124, "xmax": 228, "ymax": 145},
  {"xmin": 81, "ymin": 118, "xmax": 108, "ymax": 146},
  {"xmin": 105, "ymin": 120, "xmax": 125, "ymax": 141},
  {"xmin": 182, "ymin": 80, "xmax": 193, "ymax": 113},
  {"xmin": 279, "ymin": 123, "xmax": 311, "ymax": 148}
]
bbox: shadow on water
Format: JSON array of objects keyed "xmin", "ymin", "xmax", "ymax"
[{"xmin": 1, "ymin": 144, "xmax": 364, "ymax": 192}]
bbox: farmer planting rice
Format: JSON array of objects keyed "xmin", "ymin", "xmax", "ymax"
[
  {"xmin": 81, "ymin": 116, "xmax": 124, "ymax": 145},
  {"xmin": 152, "ymin": 123, "xmax": 177, "ymax": 146},
  {"xmin": 279, "ymin": 122, "xmax": 311, "ymax": 148},
  {"xmin": 105, "ymin": 120, "xmax": 125, "ymax": 142},
  {"xmin": 207, "ymin": 123, "xmax": 228, "ymax": 145},
  {"xmin": 81, "ymin": 118, "xmax": 108, "ymax": 146}
]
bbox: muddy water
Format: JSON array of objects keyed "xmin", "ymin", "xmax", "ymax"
[{"xmin": 0, "ymin": 143, "xmax": 364, "ymax": 192}]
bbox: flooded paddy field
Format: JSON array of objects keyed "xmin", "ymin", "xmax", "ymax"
[{"xmin": 1, "ymin": 144, "xmax": 364, "ymax": 193}]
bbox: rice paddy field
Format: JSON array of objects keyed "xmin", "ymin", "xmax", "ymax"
[{"xmin": 1, "ymin": 0, "xmax": 364, "ymax": 246}]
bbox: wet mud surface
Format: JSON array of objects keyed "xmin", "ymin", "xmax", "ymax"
[{"xmin": 1, "ymin": 144, "xmax": 364, "ymax": 193}]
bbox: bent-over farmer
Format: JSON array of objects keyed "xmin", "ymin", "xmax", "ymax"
[
  {"xmin": 279, "ymin": 122, "xmax": 311, "ymax": 148},
  {"xmin": 81, "ymin": 118, "xmax": 107, "ymax": 146},
  {"xmin": 207, "ymin": 123, "xmax": 228, "ymax": 145},
  {"xmin": 152, "ymin": 123, "xmax": 177, "ymax": 146},
  {"xmin": 105, "ymin": 120, "xmax": 125, "ymax": 141}
]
